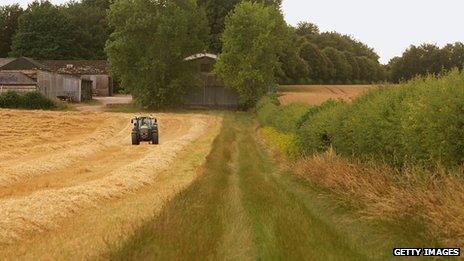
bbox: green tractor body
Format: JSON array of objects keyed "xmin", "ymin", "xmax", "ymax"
[{"xmin": 131, "ymin": 116, "xmax": 159, "ymax": 145}]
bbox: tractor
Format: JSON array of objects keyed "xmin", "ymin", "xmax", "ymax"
[{"xmin": 131, "ymin": 116, "xmax": 159, "ymax": 145}]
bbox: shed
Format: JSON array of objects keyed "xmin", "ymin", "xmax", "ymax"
[
  {"xmin": 0, "ymin": 71, "xmax": 37, "ymax": 93},
  {"xmin": 0, "ymin": 57, "xmax": 92, "ymax": 102},
  {"xmin": 184, "ymin": 53, "xmax": 239, "ymax": 109},
  {"xmin": 39, "ymin": 60, "xmax": 113, "ymax": 96}
]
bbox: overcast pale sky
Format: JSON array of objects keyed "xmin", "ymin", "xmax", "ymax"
[{"xmin": 4, "ymin": 0, "xmax": 464, "ymax": 64}]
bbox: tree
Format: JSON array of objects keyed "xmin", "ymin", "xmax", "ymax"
[
  {"xmin": 277, "ymin": 27, "xmax": 308, "ymax": 84},
  {"xmin": 322, "ymin": 47, "xmax": 352, "ymax": 83},
  {"xmin": 215, "ymin": 2, "xmax": 288, "ymax": 108},
  {"xmin": 311, "ymin": 32, "xmax": 380, "ymax": 61},
  {"xmin": 387, "ymin": 43, "xmax": 461, "ymax": 82},
  {"xmin": 343, "ymin": 51, "xmax": 359, "ymax": 82},
  {"xmin": 10, "ymin": 1, "xmax": 79, "ymax": 59},
  {"xmin": 295, "ymin": 21, "xmax": 319, "ymax": 37},
  {"xmin": 0, "ymin": 4, "xmax": 23, "ymax": 57},
  {"xmin": 106, "ymin": 0, "xmax": 209, "ymax": 109},
  {"xmin": 197, "ymin": 0, "xmax": 240, "ymax": 53},
  {"xmin": 299, "ymin": 41, "xmax": 329, "ymax": 83},
  {"xmin": 62, "ymin": 0, "xmax": 112, "ymax": 59}
]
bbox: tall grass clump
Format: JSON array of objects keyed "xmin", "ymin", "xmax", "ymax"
[{"xmin": 0, "ymin": 91, "xmax": 56, "ymax": 110}]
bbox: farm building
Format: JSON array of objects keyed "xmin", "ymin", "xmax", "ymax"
[
  {"xmin": 0, "ymin": 57, "xmax": 92, "ymax": 102},
  {"xmin": 184, "ymin": 53, "xmax": 239, "ymax": 109},
  {"xmin": 39, "ymin": 60, "xmax": 114, "ymax": 96},
  {"xmin": 0, "ymin": 71, "xmax": 37, "ymax": 93}
]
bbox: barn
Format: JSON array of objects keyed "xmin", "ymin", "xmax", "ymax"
[
  {"xmin": 184, "ymin": 53, "xmax": 239, "ymax": 109},
  {"xmin": 0, "ymin": 57, "xmax": 92, "ymax": 102}
]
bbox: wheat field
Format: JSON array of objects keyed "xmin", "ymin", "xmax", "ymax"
[
  {"xmin": 0, "ymin": 109, "xmax": 221, "ymax": 257},
  {"xmin": 278, "ymin": 85, "xmax": 373, "ymax": 105}
]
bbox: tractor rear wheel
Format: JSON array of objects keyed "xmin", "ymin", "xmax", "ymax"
[{"xmin": 152, "ymin": 133, "xmax": 159, "ymax": 145}]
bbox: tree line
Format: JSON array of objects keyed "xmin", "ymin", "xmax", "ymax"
[
  {"xmin": 0, "ymin": 0, "xmax": 110, "ymax": 59},
  {"xmin": 1, "ymin": 0, "xmax": 463, "ymax": 108},
  {"xmin": 278, "ymin": 22, "xmax": 385, "ymax": 85},
  {"xmin": 388, "ymin": 43, "xmax": 464, "ymax": 83}
]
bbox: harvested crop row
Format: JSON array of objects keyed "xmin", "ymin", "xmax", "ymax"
[{"xmin": 0, "ymin": 110, "xmax": 214, "ymax": 244}]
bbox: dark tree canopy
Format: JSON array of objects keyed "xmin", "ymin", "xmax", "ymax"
[
  {"xmin": 388, "ymin": 43, "xmax": 464, "ymax": 82},
  {"xmin": 279, "ymin": 21, "xmax": 385, "ymax": 84},
  {"xmin": 295, "ymin": 22, "xmax": 319, "ymax": 37},
  {"xmin": 10, "ymin": 1, "xmax": 79, "ymax": 59},
  {"xmin": 62, "ymin": 0, "xmax": 111, "ymax": 59},
  {"xmin": 0, "ymin": 5, "xmax": 23, "ymax": 57},
  {"xmin": 197, "ymin": 0, "xmax": 240, "ymax": 53}
]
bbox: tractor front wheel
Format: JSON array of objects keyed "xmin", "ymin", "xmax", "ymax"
[{"xmin": 132, "ymin": 133, "xmax": 140, "ymax": 145}]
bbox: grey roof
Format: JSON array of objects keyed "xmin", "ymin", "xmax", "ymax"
[
  {"xmin": 184, "ymin": 53, "xmax": 218, "ymax": 61},
  {"xmin": 0, "ymin": 57, "xmax": 47, "ymax": 71},
  {"xmin": 0, "ymin": 71, "xmax": 36, "ymax": 85},
  {"xmin": 0, "ymin": 58, "xmax": 15, "ymax": 68}
]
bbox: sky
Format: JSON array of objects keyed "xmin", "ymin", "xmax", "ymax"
[{"xmin": 5, "ymin": 0, "xmax": 464, "ymax": 64}]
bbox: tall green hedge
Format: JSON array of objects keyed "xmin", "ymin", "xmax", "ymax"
[
  {"xmin": 257, "ymin": 70, "xmax": 464, "ymax": 168},
  {"xmin": 0, "ymin": 91, "xmax": 56, "ymax": 110},
  {"xmin": 256, "ymin": 94, "xmax": 311, "ymax": 134}
]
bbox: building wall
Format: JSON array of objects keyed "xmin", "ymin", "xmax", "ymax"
[
  {"xmin": 0, "ymin": 85, "xmax": 37, "ymax": 93},
  {"xmin": 185, "ymin": 85, "xmax": 239, "ymax": 109},
  {"xmin": 37, "ymin": 70, "xmax": 82, "ymax": 102},
  {"xmin": 184, "ymin": 56, "xmax": 239, "ymax": 109},
  {"xmin": 82, "ymin": 75, "xmax": 112, "ymax": 96}
]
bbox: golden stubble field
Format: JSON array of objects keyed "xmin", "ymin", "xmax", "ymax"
[
  {"xmin": 278, "ymin": 85, "xmax": 374, "ymax": 105},
  {"xmin": 0, "ymin": 109, "xmax": 222, "ymax": 259}
]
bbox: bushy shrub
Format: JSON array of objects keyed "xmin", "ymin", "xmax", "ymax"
[
  {"xmin": 297, "ymin": 100, "xmax": 347, "ymax": 154},
  {"xmin": 0, "ymin": 91, "xmax": 56, "ymax": 110},
  {"xmin": 256, "ymin": 94, "xmax": 280, "ymax": 125},
  {"xmin": 21, "ymin": 91, "xmax": 56, "ymax": 109},
  {"xmin": 257, "ymin": 95, "xmax": 311, "ymax": 133},
  {"xmin": 0, "ymin": 91, "xmax": 22, "ymax": 108},
  {"xmin": 260, "ymin": 127, "xmax": 299, "ymax": 157}
]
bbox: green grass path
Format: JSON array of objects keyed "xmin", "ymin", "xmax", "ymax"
[{"xmin": 107, "ymin": 113, "xmax": 391, "ymax": 260}]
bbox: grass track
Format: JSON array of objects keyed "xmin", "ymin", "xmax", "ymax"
[{"xmin": 106, "ymin": 113, "xmax": 395, "ymax": 260}]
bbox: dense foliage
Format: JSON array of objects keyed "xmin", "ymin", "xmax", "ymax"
[
  {"xmin": 0, "ymin": 91, "xmax": 56, "ymax": 109},
  {"xmin": 2, "ymin": 0, "xmax": 110, "ymax": 59},
  {"xmin": 10, "ymin": 1, "xmax": 79, "ymax": 59},
  {"xmin": 278, "ymin": 22, "xmax": 385, "ymax": 84},
  {"xmin": 215, "ymin": 2, "xmax": 288, "ymax": 108},
  {"xmin": 106, "ymin": 0, "xmax": 209, "ymax": 109},
  {"xmin": 257, "ymin": 70, "xmax": 464, "ymax": 169},
  {"xmin": 0, "ymin": 4, "xmax": 23, "ymax": 57},
  {"xmin": 388, "ymin": 43, "xmax": 464, "ymax": 82}
]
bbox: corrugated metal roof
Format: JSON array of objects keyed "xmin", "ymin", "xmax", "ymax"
[
  {"xmin": 0, "ymin": 71, "xmax": 36, "ymax": 85},
  {"xmin": 184, "ymin": 53, "xmax": 218, "ymax": 61}
]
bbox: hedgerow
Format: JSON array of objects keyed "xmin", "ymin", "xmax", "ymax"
[
  {"xmin": 257, "ymin": 70, "xmax": 464, "ymax": 169},
  {"xmin": 0, "ymin": 91, "xmax": 57, "ymax": 110},
  {"xmin": 256, "ymin": 94, "xmax": 311, "ymax": 134}
]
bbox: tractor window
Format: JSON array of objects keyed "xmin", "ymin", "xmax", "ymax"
[{"xmin": 138, "ymin": 118, "xmax": 153, "ymax": 127}]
